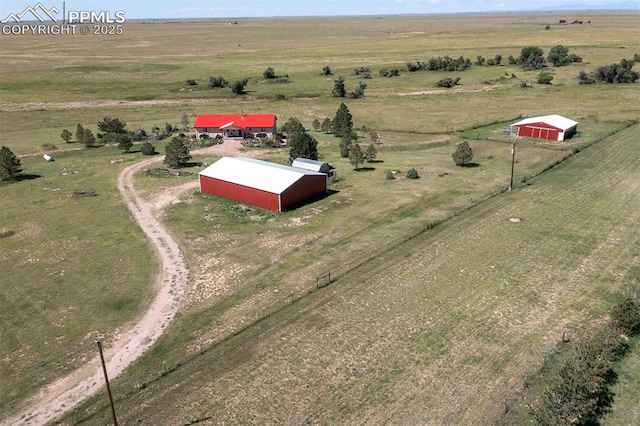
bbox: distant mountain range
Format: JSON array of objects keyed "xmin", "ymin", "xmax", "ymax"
[{"xmin": 528, "ymin": 2, "xmax": 638, "ymax": 11}]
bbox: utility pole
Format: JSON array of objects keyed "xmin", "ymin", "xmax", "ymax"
[
  {"xmin": 509, "ymin": 139, "xmax": 516, "ymax": 191},
  {"xmin": 96, "ymin": 340, "xmax": 118, "ymax": 426}
]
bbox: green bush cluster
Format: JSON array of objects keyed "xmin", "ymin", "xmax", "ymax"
[{"xmin": 531, "ymin": 297, "xmax": 640, "ymax": 425}]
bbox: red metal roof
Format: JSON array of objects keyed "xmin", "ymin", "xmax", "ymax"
[{"xmin": 193, "ymin": 114, "xmax": 276, "ymax": 130}]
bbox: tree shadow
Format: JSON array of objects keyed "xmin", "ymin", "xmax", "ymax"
[
  {"xmin": 354, "ymin": 167, "xmax": 376, "ymax": 172},
  {"xmin": 367, "ymin": 159, "xmax": 384, "ymax": 164},
  {"xmin": 287, "ymin": 188, "xmax": 340, "ymax": 211},
  {"xmin": 460, "ymin": 162, "xmax": 480, "ymax": 168},
  {"xmin": 15, "ymin": 173, "xmax": 43, "ymax": 181}
]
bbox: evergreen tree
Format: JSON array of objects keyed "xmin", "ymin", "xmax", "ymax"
[
  {"xmin": 348, "ymin": 143, "xmax": 364, "ymax": 169},
  {"xmin": 164, "ymin": 137, "xmax": 191, "ymax": 168},
  {"xmin": 332, "ymin": 75, "xmax": 346, "ymax": 97},
  {"xmin": 117, "ymin": 135, "xmax": 133, "ymax": 152},
  {"xmin": 321, "ymin": 117, "xmax": 332, "ymax": 133},
  {"xmin": 60, "ymin": 129, "xmax": 72, "ymax": 143},
  {"xmin": 282, "ymin": 117, "xmax": 304, "ymax": 137},
  {"xmin": 81, "ymin": 128, "xmax": 96, "ymax": 148},
  {"xmin": 339, "ymin": 134, "xmax": 351, "ymax": 158},
  {"xmin": 452, "ymin": 141, "xmax": 473, "ymax": 166},
  {"xmin": 289, "ymin": 130, "xmax": 318, "ymax": 161},
  {"xmin": 75, "ymin": 123, "xmax": 85, "ymax": 143},
  {"xmin": 140, "ymin": 141, "xmax": 156, "ymax": 155},
  {"xmin": 365, "ymin": 144, "xmax": 377, "ymax": 162},
  {"xmin": 0, "ymin": 146, "xmax": 22, "ymax": 181},
  {"xmin": 97, "ymin": 117, "xmax": 127, "ymax": 135},
  {"xmin": 332, "ymin": 102, "xmax": 353, "ymax": 138},
  {"xmin": 312, "ymin": 118, "xmax": 321, "ymax": 132}
]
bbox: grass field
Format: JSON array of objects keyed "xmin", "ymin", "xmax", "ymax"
[
  {"xmin": 60, "ymin": 122, "xmax": 640, "ymax": 425},
  {"xmin": 1, "ymin": 11, "xmax": 639, "ymax": 424}
]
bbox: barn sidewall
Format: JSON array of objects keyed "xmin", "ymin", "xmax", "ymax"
[
  {"xmin": 280, "ymin": 175, "xmax": 327, "ymax": 211},
  {"xmin": 199, "ymin": 176, "xmax": 280, "ymax": 211}
]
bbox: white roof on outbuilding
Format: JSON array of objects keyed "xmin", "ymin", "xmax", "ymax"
[
  {"xmin": 512, "ymin": 114, "xmax": 578, "ymax": 130},
  {"xmin": 199, "ymin": 157, "xmax": 325, "ymax": 195},
  {"xmin": 292, "ymin": 158, "xmax": 329, "ymax": 173}
]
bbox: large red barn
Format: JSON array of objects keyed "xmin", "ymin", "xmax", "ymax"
[
  {"xmin": 198, "ymin": 157, "xmax": 327, "ymax": 212},
  {"xmin": 511, "ymin": 114, "xmax": 578, "ymax": 141}
]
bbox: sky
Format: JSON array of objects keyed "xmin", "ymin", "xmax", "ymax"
[{"xmin": 0, "ymin": 0, "xmax": 638, "ymax": 20}]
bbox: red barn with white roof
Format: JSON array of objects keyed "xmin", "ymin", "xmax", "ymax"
[
  {"xmin": 511, "ymin": 114, "xmax": 578, "ymax": 141},
  {"xmin": 199, "ymin": 157, "xmax": 327, "ymax": 212},
  {"xmin": 193, "ymin": 114, "xmax": 277, "ymax": 139}
]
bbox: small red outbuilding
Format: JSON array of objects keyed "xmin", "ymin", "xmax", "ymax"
[
  {"xmin": 198, "ymin": 157, "xmax": 327, "ymax": 212},
  {"xmin": 511, "ymin": 114, "xmax": 578, "ymax": 141}
]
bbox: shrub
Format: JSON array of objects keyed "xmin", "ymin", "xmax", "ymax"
[
  {"xmin": 436, "ymin": 77, "xmax": 461, "ymax": 88},
  {"xmin": 537, "ymin": 72, "xmax": 554, "ymax": 84},
  {"xmin": 208, "ymin": 75, "xmax": 228, "ymax": 88},
  {"xmin": 185, "ymin": 79, "xmax": 197, "ymax": 86},
  {"xmin": 406, "ymin": 168, "xmax": 419, "ymax": 179},
  {"xmin": 609, "ymin": 297, "xmax": 640, "ymax": 335},
  {"xmin": 140, "ymin": 142, "xmax": 156, "ymax": 155},
  {"xmin": 263, "ymin": 67, "xmax": 276, "ymax": 79},
  {"xmin": 41, "ymin": 142, "xmax": 56, "ymax": 151},
  {"xmin": 231, "ymin": 79, "xmax": 248, "ymax": 95}
]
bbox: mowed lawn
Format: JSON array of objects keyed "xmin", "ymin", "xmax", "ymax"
[{"xmin": 62, "ymin": 123, "xmax": 639, "ymax": 423}]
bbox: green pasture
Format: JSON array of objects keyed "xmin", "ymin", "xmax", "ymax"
[
  {"xmin": 0, "ymin": 148, "xmax": 157, "ymax": 411},
  {"xmin": 61, "ymin": 123, "xmax": 640, "ymax": 425},
  {"xmin": 1, "ymin": 11, "xmax": 639, "ymax": 423}
]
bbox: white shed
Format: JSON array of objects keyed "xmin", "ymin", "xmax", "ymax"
[{"xmin": 292, "ymin": 158, "xmax": 330, "ymax": 174}]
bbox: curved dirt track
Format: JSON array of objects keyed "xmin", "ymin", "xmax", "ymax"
[{"xmin": 2, "ymin": 142, "xmax": 240, "ymax": 425}]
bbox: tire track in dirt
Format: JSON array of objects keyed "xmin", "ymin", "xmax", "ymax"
[{"xmin": 2, "ymin": 142, "xmax": 243, "ymax": 425}]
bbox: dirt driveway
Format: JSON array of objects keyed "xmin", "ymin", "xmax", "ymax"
[{"xmin": 2, "ymin": 140, "xmax": 245, "ymax": 425}]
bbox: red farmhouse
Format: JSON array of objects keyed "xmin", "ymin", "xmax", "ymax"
[
  {"xmin": 510, "ymin": 114, "xmax": 578, "ymax": 141},
  {"xmin": 193, "ymin": 114, "xmax": 277, "ymax": 140},
  {"xmin": 199, "ymin": 157, "xmax": 327, "ymax": 212}
]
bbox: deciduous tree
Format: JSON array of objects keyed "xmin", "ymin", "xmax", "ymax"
[{"xmin": 519, "ymin": 46, "xmax": 547, "ymax": 70}]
